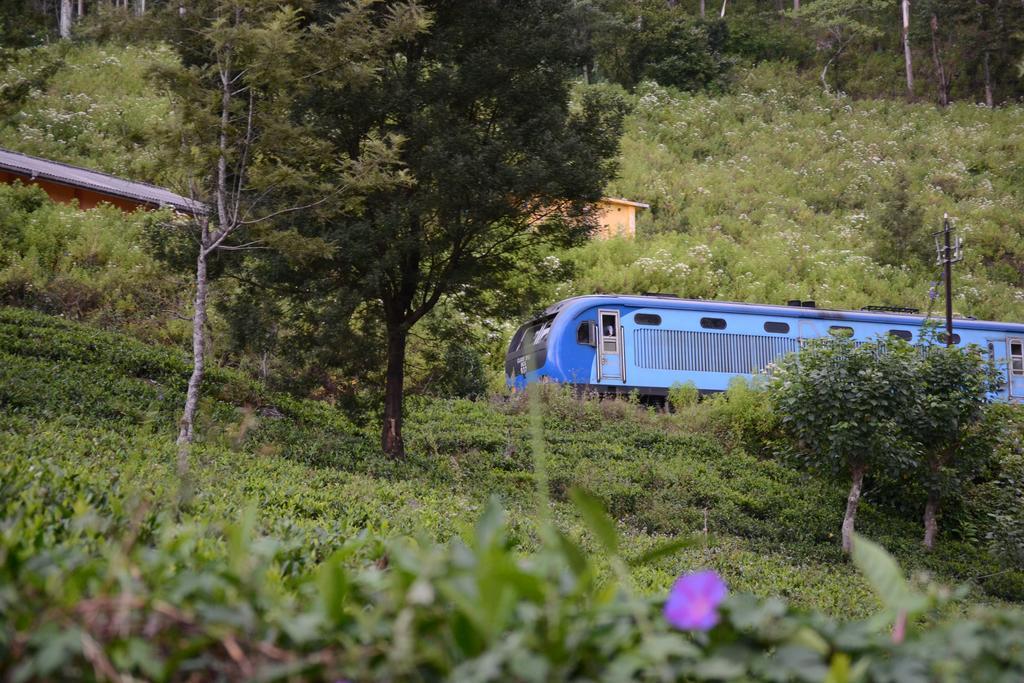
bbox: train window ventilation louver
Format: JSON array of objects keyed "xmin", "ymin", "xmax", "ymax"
[
  {"xmin": 635, "ymin": 313, "xmax": 662, "ymax": 326},
  {"xmin": 888, "ymin": 330, "xmax": 913, "ymax": 341},
  {"xmin": 764, "ymin": 322, "xmax": 790, "ymax": 334},
  {"xmin": 939, "ymin": 332, "xmax": 962, "ymax": 345},
  {"xmin": 700, "ymin": 317, "xmax": 727, "ymax": 330}
]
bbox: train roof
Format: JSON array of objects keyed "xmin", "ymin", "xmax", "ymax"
[{"xmin": 543, "ymin": 294, "xmax": 1024, "ymax": 335}]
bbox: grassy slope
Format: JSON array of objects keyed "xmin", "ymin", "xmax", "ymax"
[
  {"xmin": 0, "ymin": 43, "xmax": 176, "ymax": 185},
  {"xmin": 3, "ymin": 306, "xmax": 1021, "ymax": 620}
]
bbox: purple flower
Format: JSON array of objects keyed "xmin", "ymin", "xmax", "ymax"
[{"xmin": 664, "ymin": 570, "xmax": 727, "ymax": 631}]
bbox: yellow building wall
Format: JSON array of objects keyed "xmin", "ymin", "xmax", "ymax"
[{"xmin": 594, "ymin": 201, "xmax": 637, "ymax": 239}]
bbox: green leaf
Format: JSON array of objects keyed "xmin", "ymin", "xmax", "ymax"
[
  {"xmin": 569, "ymin": 487, "xmax": 619, "ymax": 557},
  {"xmin": 554, "ymin": 528, "xmax": 591, "ymax": 578},
  {"xmin": 850, "ymin": 533, "xmax": 926, "ymax": 613},
  {"xmin": 627, "ymin": 535, "xmax": 700, "ymax": 568}
]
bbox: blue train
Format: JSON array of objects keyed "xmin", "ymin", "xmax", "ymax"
[{"xmin": 505, "ymin": 294, "xmax": 1024, "ymax": 403}]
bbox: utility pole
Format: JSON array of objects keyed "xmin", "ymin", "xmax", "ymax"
[{"xmin": 934, "ymin": 214, "xmax": 963, "ymax": 346}]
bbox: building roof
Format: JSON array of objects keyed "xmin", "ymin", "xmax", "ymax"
[
  {"xmin": 599, "ymin": 196, "xmax": 650, "ymax": 209},
  {"xmin": 0, "ymin": 147, "xmax": 205, "ymax": 215}
]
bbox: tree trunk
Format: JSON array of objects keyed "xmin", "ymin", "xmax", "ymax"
[
  {"xmin": 719, "ymin": 0, "xmax": 727, "ymax": 19},
  {"xmin": 902, "ymin": 0, "xmax": 914, "ymax": 98},
  {"xmin": 177, "ymin": 244, "xmax": 209, "ymax": 475},
  {"xmin": 930, "ymin": 14, "xmax": 949, "ymax": 106},
  {"xmin": 923, "ymin": 491, "xmax": 939, "ymax": 550},
  {"xmin": 382, "ymin": 323, "xmax": 408, "ymax": 458},
  {"xmin": 700, "ymin": 0, "xmax": 705, "ymax": 18},
  {"xmin": 793, "ymin": 0, "xmax": 799, "ymax": 10},
  {"xmin": 983, "ymin": 50, "xmax": 994, "ymax": 107},
  {"xmin": 77, "ymin": 0, "xmax": 83, "ymax": 17},
  {"xmin": 842, "ymin": 463, "xmax": 866, "ymax": 554},
  {"xmin": 59, "ymin": 0, "xmax": 72, "ymax": 37},
  {"xmin": 922, "ymin": 457, "xmax": 943, "ymax": 549}
]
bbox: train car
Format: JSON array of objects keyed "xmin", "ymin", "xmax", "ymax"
[{"xmin": 505, "ymin": 294, "xmax": 1024, "ymax": 403}]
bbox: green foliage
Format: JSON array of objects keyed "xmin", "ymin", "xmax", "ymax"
[
  {"xmin": 909, "ymin": 330, "xmax": 1003, "ymax": 499},
  {"xmin": 0, "ymin": 43, "xmax": 177, "ymax": 184},
  {"xmin": 594, "ymin": 2, "xmax": 734, "ymax": 93},
  {"xmin": 668, "ymin": 380, "xmax": 699, "ymax": 410},
  {"xmin": 772, "ymin": 335, "xmax": 920, "ymax": 477},
  {"xmin": 5, "ymin": 462, "xmax": 1024, "ymax": 680},
  {"xmin": 0, "ymin": 183, "xmax": 186, "ymax": 338}
]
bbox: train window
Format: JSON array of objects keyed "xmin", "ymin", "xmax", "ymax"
[
  {"xmin": 1011, "ymin": 340, "xmax": 1024, "ymax": 374},
  {"xmin": 764, "ymin": 322, "xmax": 790, "ymax": 334},
  {"xmin": 576, "ymin": 321, "xmax": 596, "ymax": 346},
  {"xmin": 700, "ymin": 317, "xmax": 727, "ymax": 330},
  {"xmin": 509, "ymin": 314, "xmax": 555, "ymax": 354},
  {"xmin": 601, "ymin": 313, "xmax": 617, "ymax": 338},
  {"xmin": 635, "ymin": 313, "xmax": 662, "ymax": 326},
  {"xmin": 888, "ymin": 330, "xmax": 913, "ymax": 341},
  {"xmin": 829, "ymin": 326, "xmax": 854, "ymax": 337},
  {"xmin": 939, "ymin": 332, "xmax": 962, "ymax": 345}
]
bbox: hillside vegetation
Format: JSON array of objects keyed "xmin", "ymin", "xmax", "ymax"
[
  {"xmin": 3, "ymin": 306, "xmax": 1023, "ymax": 618},
  {"xmin": 569, "ymin": 64, "xmax": 1024, "ymax": 322},
  {"xmin": 4, "ymin": 7, "xmax": 1024, "ymax": 677}
]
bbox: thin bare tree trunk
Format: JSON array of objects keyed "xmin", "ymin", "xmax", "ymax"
[
  {"xmin": 177, "ymin": 239, "xmax": 208, "ymax": 473},
  {"xmin": 136, "ymin": 0, "xmax": 145, "ymax": 15},
  {"xmin": 923, "ymin": 491, "xmax": 939, "ymax": 549},
  {"xmin": 983, "ymin": 50, "xmax": 994, "ymax": 106},
  {"xmin": 719, "ymin": 0, "xmax": 727, "ymax": 18},
  {"xmin": 842, "ymin": 463, "xmax": 866, "ymax": 554},
  {"xmin": 77, "ymin": 0, "xmax": 83, "ymax": 17},
  {"xmin": 930, "ymin": 13, "xmax": 949, "ymax": 106},
  {"xmin": 793, "ymin": 0, "xmax": 799, "ymax": 10},
  {"xmin": 59, "ymin": 0, "xmax": 72, "ymax": 37},
  {"xmin": 902, "ymin": 0, "xmax": 914, "ymax": 97},
  {"xmin": 177, "ymin": 53, "xmax": 234, "ymax": 471},
  {"xmin": 700, "ymin": 0, "xmax": 705, "ymax": 17}
]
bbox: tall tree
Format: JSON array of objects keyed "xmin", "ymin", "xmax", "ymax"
[
  {"xmin": 901, "ymin": 0, "xmax": 914, "ymax": 97},
  {"xmin": 794, "ymin": 0, "xmax": 888, "ymax": 92},
  {"xmin": 908, "ymin": 334, "xmax": 1001, "ymax": 550},
  {"xmin": 284, "ymin": 0, "xmax": 626, "ymax": 458},
  {"xmin": 771, "ymin": 336, "xmax": 920, "ymax": 554},
  {"xmin": 153, "ymin": 0, "xmax": 427, "ymax": 474},
  {"xmin": 59, "ymin": 0, "xmax": 72, "ymax": 37}
]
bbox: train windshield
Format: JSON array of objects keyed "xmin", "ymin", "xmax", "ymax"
[{"xmin": 509, "ymin": 314, "xmax": 556, "ymax": 356}]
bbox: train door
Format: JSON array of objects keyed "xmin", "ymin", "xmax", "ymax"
[
  {"xmin": 597, "ymin": 309, "xmax": 624, "ymax": 383},
  {"xmin": 1008, "ymin": 338, "xmax": 1024, "ymax": 399}
]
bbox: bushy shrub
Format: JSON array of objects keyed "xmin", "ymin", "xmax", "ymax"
[
  {"xmin": 0, "ymin": 184, "xmax": 187, "ymax": 339},
  {"xmin": 4, "ymin": 484, "xmax": 1024, "ymax": 681},
  {"xmin": 668, "ymin": 380, "xmax": 699, "ymax": 410}
]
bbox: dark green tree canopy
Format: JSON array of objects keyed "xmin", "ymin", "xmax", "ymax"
[{"xmin": 261, "ymin": 0, "xmax": 627, "ymax": 456}]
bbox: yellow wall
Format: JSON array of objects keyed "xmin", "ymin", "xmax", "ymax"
[{"xmin": 594, "ymin": 200, "xmax": 638, "ymax": 239}]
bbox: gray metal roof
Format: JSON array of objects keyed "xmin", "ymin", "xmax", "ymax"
[{"xmin": 0, "ymin": 147, "xmax": 205, "ymax": 215}]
